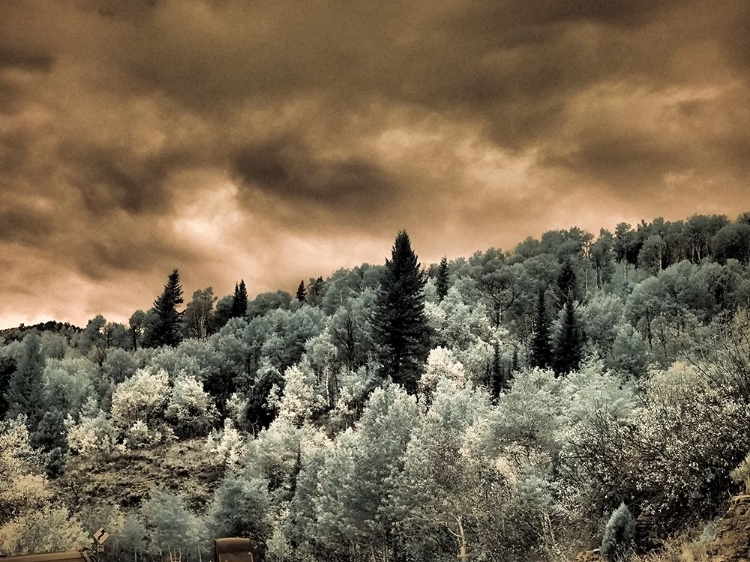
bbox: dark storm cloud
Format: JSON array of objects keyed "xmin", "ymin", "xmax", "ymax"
[
  {"xmin": 231, "ymin": 137, "xmax": 398, "ymax": 219},
  {"xmin": 0, "ymin": 46, "xmax": 53, "ymax": 72},
  {"xmin": 59, "ymin": 143, "xmax": 191, "ymax": 216},
  {"xmin": 1, "ymin": 0, "xmax": 750, "ymax": 327}
]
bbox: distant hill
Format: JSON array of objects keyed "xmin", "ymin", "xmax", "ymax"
[{"xmin": 0, "ymin": 320, "xmax": 82, "ymax": 342}]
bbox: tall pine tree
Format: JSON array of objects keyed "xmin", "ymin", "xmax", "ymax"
[
  {"xmin": 530, "ymin": 288, "xmax": 554, "ymax": 370},
  {"xmin": 4, "ymin": 333, "xmax": 45, "ymax": 428},
  {"xmin": 231, "ymin": 280, "xmax": 249, "ymax": 318},
  {"xmin": 296, "ymin": 280, "xmax": 307, "ymax": 303},
  {"xmin": 374, "ymin": 231, "xmax": 429, "ymax": 394},
  {"xmin": 436, "ymin": 256, "xmax": 449, "ymax": 301},
  {"xmin": 143, "ymin": 269, "xmax": 184, "ymax": 348},
  {"xmin": 553, "ymin": 295, "xmax": 584, "ymax": 377},
  {"xmin": 490, "ymin": 340, "xmax": 504, "ymax": 401}
]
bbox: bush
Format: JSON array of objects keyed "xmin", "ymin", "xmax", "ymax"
[{"xmin": 601, "ymin": 503, "xmax": 636, "ymax": 562}]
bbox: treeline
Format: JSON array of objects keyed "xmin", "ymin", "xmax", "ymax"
[{"xmin": 1, "ymin": 212, "xmax": 750, "ymax": 561}]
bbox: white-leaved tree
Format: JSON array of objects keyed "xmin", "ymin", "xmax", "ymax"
[
  {"xmin": 205, "ymin": 419, "xmax": 247, "ymax": 469},
  {"xmin": 165, "ymin": 375, "xmax": 217, "ymax": 438},
  {"xmin": 0, "ymin": 419, "xmax": 88, "ymax": 554},
  {"xmin": 273, "ymin": 361, "xmax": 325, "ymax": 428},
  {"xmin": 111, "ymin": 368, "xmax": 173, "ymax": 449}
]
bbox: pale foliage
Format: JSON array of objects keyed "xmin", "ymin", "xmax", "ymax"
[
  {"xmin": 111, "ymin": 368, "xmax": 170, "ymax": 428},
  {"xmin": 165, "ymin": 375, "xmax": 217, "ymax": 437},
  {"xmin": 275, "ymin": 363, "xmax": 325, "ymax": 427},
  {"xmin": 65, "ymin": 403, "xmax": 119, "ymax": 456},
  {"xmin": 419, "ymin": 347, "xmax": 468, "ymax": 403},
  {"xmin": 0, "ymin": 419, "xmax": 51, "ymax": 522},
  {"xmin": 0, "ymin": 507, "xmax": 89, "ymax": 555},
  {"xmin": 205, "ymin": 419, "xmax": 247, "ymax": 469}
]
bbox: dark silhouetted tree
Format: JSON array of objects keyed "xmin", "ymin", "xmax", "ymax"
[
  {"xmin": 296, "ymin": 280, "xmax": 307, "ymax": 303},
  {"xmin": 530, "ymin": 288, "xmax": 553, "ymax": 370},
  {"xmin": 4, "ymin": 333, "xmax": 45, "ymax": 428},
  {"xmin": 712, "ymin": 224, "xmax": 750, "ymax": 265},
  {"xmin": 556, "ymin": 260, "xmax": 578, "ymax": 303},
  {"xmin": 307, "ymin": 277, "xmax": 325, "ymax": 307},
  {"xmin": 212, "ymin": 295, "xmax": 235, "ymax": 332},
  {"xmin": 490, "ymin": 341, "xmax": 503, "ymax": 401},
  {"xmin": 128, "ymin": 310, "xmax": 146, "ymax": 350},
  {"xmin": 436, "ymin": 257, "xmax": 449, "ymax": 302},
  {"xmin": 232, "ymin": 280, "xmax": 249, "ymax": 318},
  {"xmin": 143, "ymin": 269, "xmax": 184, "ymax": 348},
  {"xmin": 0, "ymin": 355, "xmax": 16, "ymax": 420},
  {"xmin": 183, "ymin": 287, "xmax": 217, "ymax": 340},
  {"xmin": 553, "ymin": 296, "xmax": 584, "ymax": 377},
  {"xmin": 374, "ymin": 231, "xmax": 429, "ymax": 394}
]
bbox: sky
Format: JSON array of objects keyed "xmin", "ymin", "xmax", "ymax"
[{"xmin": 1, "ymin": 0, "xmax": 750, "ymax": 329}]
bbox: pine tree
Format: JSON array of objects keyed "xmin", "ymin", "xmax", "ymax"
[
  {"xmin": 530, "ymin": 288, "xmax": 553, "ymax": 370},
  {"xmin": 296, "ymin": 280, "xmax": 307, "ymax": 303},
  {"xmin": 231, "ymin": 280, "xmax": 249, "ymax": 318},
  {"xmin": 436, "ymin": 256, "xmax": 449, "ymax": 302},
  {"xmin": 4, "ymin": 333, "xmax": 46, "ymax": 428},
  {"xmin": 490, "ymin": 341, "xmax": 503, "ymax": 401},
  {"xmin": 143, "ymin": 269, "xmax": 184, "ymax": 348},
  {"xmin": 557, "ymin": 260, "xmax": 577, "ymax": 303},
  {"xmin": 374, "ymin": 231, "xmax": 429, "ymax": 394},
  {"xmin": 553, "ymin": 295, "xmax": 584, "ymax": 377}
]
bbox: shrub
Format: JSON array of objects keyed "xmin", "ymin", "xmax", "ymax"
[{"xmin": 601, "ymin": 503, "xmax": 636, "ymax": 562}]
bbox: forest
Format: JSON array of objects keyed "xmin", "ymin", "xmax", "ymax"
[{"xmin": 3, "ymin": 212, "xmax": 750, "ymax": 562}]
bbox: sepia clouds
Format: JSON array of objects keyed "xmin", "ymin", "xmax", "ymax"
[{"xmin": 1, "ymin": 0, "xmax": 750, "ymax": 327}]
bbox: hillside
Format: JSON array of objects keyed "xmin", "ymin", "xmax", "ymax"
[{"xmin": 2, "ymin": 216, "xmax": 750, "ymax": 562}]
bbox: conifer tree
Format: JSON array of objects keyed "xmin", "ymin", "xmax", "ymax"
[
  {"xmin": 553, "ymin": 295, "xmax": 584, "ymax": 377},
  {"xmin": 4, "ymin": 333, "xmax": 45, "ymax": 428},
  {"xmin": 143, "ymin": 269, "xmax": 184, "ymax": 348},
  {"xmin": 296, "ymin": 280, "xmax": 307, "ymax": 303},
  {"xmin": 374, "ymin": 231, "xmax": 429, "ymax": 394},
  {"xmin": 557, "ymin": 260, "xmax": 578, "ymax": 303},
  {"xmin": 530, "ymin": 288, "xmax": 553, "ymax": 370},
  {"xmin": 490, "ymin": 340, "xmax": 503, "ymax": 401},
  {"xmin": 231, "ymin": 280, "xmax": 249, "ymax": 318},
  {"xmin": 436, "ymin": 256, "xmax": 449, "ymax": 301}
]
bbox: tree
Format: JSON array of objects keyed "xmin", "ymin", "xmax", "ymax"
[
  {"xmin": 529, "ymin": 289, "xmax": 553, "ymax": 370},
  {"xmin": 591, "ymin": 229, "xmax": 615, "ymax": 290},
  {"xmin": 143, "ymin": 270, "xmax": 184, "ymax": 348},
  {"xmin": 232, "ymin": 280, "xmax": 249, "ymax": 318},
  {"xmin": 478, "ymin": 265, "xmax": 517, "ymax": 328},
  {"xmin": 128, "ymin": 310, "xmax": 146, "ymax": 350},
  {"xmin": 436, "ymin": 257, "xmax": 449, "ymax": 302},
  {"xmin": 601, "ymin": 504, "xmax": 636, "ymax": 562},
  {"xmin": 307, "ymin": 277, "xmax": 326, "ymax": 307},
  {"xmin": 296, "ymin": 280, "xmax": 307, "ymax": 303},
  {"xmin": 183, "ymin": 287, "xmax": 217, "ymax": 340},
  {"xmin": 556, "ymin": 260, "xmax": 578, "ymax": 303},
  {"xmin": 4, "ymin": 334, "xmax": 45, "ymax": 429},
  {"xmin": 553, "ymin": 296, "xmax": 584, "ymax": 377},
  {"xmin": 490, "ymin": 341, "xmax": 504, "ymax": 400},
  {"xmin": 712, "ymin": 223, "xmax": 750, "ymax": 265},
  {"xmin": 374, "ymin": 231, "xmax": 429, "ymax": 394}
]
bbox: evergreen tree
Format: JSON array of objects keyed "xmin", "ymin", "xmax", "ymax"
[
  {"xmin": 4, "ymin": 333, "xmax": 46, "ymax": 428},
  {"xmin": 557, "ymin": 260, "xmax": 578, "ymax": 303},
  {"xmin": 490, "ymin": 340, "xmax": 503, "ymax": 401},
  {"xmin": 0, "ymin": 355, "xmax": 16, "ymax": 420},
  {"xmin": 295, "ymin": 280, "xmax": 307, "ymax": 303},
  {"xmin": 307, "ymin": 277, "xmax": 325, "ymax": 307},
  {"xmin": 530, "ymin": 288, "xmax": 554, "ymax": 370},
  {"xmin": 436, "ymin": 256, "xmax": 449, "ymax": 302},
  {"xmin": 553, "ymin": 295, "xmax": 584, "ymax": 377},
  {"xmin": 374, "ymin": 231, "xmax": 429, "ymax": 394},
  {"xmin": 231, "ymin": 280, "xmax": 249, "ymax": 318},
  {"xmin": 143, "ymin": 269, "xmax": 184, "ymax": 348}
]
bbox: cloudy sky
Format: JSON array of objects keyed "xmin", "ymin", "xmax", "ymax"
[{"xmin": 1, "ymin": 0, "xmax": 750, "ymax": 328}]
